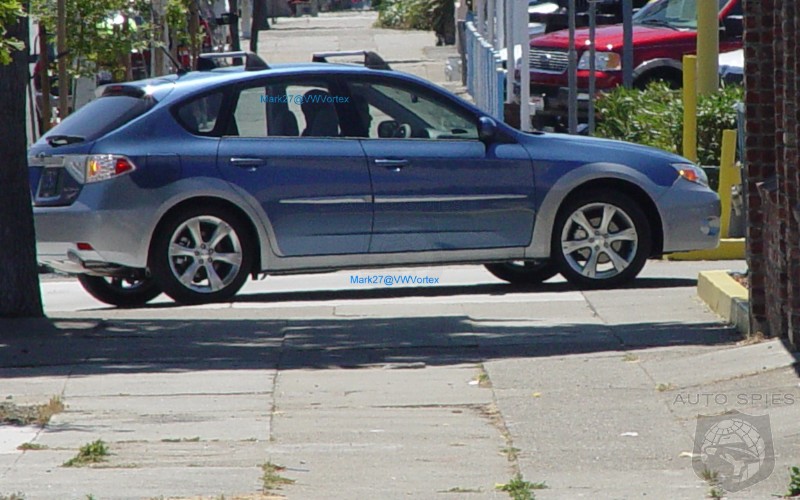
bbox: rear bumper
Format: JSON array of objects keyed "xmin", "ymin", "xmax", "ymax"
[{"xmin": 34, "ymin": 198, "xmax": 155, "ymax": 273}]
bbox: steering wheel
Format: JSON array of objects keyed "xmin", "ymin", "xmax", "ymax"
[{"xmin": 393, "ymin": 123, "xmax": 412, "ymax": 138}]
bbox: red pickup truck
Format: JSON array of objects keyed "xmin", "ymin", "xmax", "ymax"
[{"xmin": 525, "ymin": 0, "xmax": 743, "ymax": 130}]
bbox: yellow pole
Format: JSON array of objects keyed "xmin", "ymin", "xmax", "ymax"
[
  {"xmin": 718, "ymin": 129, "xmax": 740, "ymax": 238},
  {"xmin": 696, "ymin": 0, "xmax": 719, "ymax": 95},
  {"xmin": 683, "ymin": 55, "xmax": 698, "ymax": 163}
]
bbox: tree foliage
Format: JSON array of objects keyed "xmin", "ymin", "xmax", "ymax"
[
  {"xmin": 31, "ymin": 0, "xmax": 153, "ymax": 80},
  {"xmin": 0, "ymin": 0, "xmax": 24, "ymax": 64}
]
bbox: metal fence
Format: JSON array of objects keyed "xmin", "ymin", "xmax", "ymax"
[{"xmin": 464, "ymin": 21, "xmax": 505, "ymax": 121}]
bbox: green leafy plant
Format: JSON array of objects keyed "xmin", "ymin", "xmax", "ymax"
[
  {"xmin": 63, "ymin": 439, "xmax": 109, "ymax": 467},
  {"xmin": 375, "ymin": 0, "xmax": 436, "ymax": 30},
  {"xmin": 783, "ymin": 465, "xmax": 800, "ymax": 497},
  {"xmin": 595, "ymin": 82, "xmax": 744, "ymax": 171},
  {"xmin": 496, "ymin": 474, "xmax": 547, "ymax": 500}
]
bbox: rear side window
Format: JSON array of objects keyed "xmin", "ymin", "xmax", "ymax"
[
  {"xmin": 43, "ymin": 95, "xmax": 153, "ymax": 142},
  {"xmin": 175, "ymin": 92, "xmax": 224, "ymax": 135}
]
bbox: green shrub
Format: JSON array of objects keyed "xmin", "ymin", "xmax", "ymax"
[
  {"xmin": 595, "ymin": 82, "xmax": 743, "ymax": 167},
  {"xmin": 375, "ymin": 0, "xmax": 436, "ymax": 30}
]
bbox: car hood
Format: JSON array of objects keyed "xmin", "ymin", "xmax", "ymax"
[
  {"xmin": 531, "ymin": 24, "xmax": 696, "ymax": 51},
  {"xmin": 519, "ymin": 132, "xmax": 690, "ymax": 186}
]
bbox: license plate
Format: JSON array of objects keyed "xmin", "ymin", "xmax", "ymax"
[
  {"xmin": 530, "ymin": 96, "xmax": 545, "ymax": 112},
  {"xmin": 38, "ymin": 168, "xmax": 61, "ymax": 198}
]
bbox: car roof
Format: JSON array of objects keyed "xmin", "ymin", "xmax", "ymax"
[{"xmin": 118, "ymin": 63, "xmax": 436, "ymax": 105}]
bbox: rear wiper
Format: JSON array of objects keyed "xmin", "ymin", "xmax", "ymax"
[
  {"xmin": 638, "ymin": 19, "xmax": 679, "ymax": 30},
  {"xmin": 46, "ymin": 135, "xmax": 85, "ymax": 147}
]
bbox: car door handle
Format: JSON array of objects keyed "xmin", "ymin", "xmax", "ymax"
[
  {"xmin": 374, "ymin": 158, "xmax": 409, "ymax": 170},
  {"xmin": 229, "ymin": 157, "xmax": 266, "ymax": 167}
]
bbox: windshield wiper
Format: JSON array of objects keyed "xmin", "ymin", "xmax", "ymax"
[
  {"xmin": 46, "ymin": 135, "xmax": 85, "ymax": 147},
  {"xmin": 638, "ymin": 18, "xmax": 680, "ymax": 30}
]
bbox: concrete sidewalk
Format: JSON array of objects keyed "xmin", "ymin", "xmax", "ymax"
[{"xmin": 2, "ymin": 261, "xmax": 799, "ymax": 499}]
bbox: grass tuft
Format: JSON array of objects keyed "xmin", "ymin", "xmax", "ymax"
[
  {"xmin": 63, "ymin": 440, "xmax": 109, "ymax": 467},
  {"xmin": 261, "ymin": 461, "xmax": 295, "ymax": 492},
  {"xmin": 496, "ymin": 473, "xmax": 547, "ymax": 500}
]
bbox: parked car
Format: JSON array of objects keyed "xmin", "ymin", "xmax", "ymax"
[
  {"xmin": 524, "ymin": 0, "xmax": 743, "ymax": 129},
  {"xmin": 718, "ymin": 48, "xmax": 743, "ymax": 85},
  {"xmin": 28, "ymin": 50, "xmax": 721, "ymax": 306}
]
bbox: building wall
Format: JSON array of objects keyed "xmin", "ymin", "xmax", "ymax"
[{"xmin": 743, "ymin": 0, "xmax": 800, "ymax": 347}]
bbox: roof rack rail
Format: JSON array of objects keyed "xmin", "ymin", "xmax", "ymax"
[
  {"xmin": 197, "ymin": 51, "xmax": 269, "ymax": 71},
  {"xmin": 311, "ymin": 51, "xmax": 391, "ymax": 70}
]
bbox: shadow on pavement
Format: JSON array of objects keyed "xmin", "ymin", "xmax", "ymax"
[
  {"xmin": 0, "ymin": 313, "xmax": 738, "ymax": 378},
  {"xmin": 130, "ymin": 276, "xmax": 698, "ymax": 310}
]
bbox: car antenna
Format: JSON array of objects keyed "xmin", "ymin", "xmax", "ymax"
[{"xmin": 160, "ymin": 46, "xmax": 190, "ymax": 76}]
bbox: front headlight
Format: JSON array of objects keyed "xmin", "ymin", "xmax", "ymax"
[
  {"xmin": 671, "ymin": 163, "xmax": 709, "ymax": 187},
  {"xmin": 577, "ymin": 51, "xmax": 622, "ymax": 71}
]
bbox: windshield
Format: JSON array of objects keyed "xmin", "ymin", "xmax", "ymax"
[
  {"xmin": 41, "ymin": 95, "xmax": 154, "ymax": 144},
  {"xmin": 633, "ymin": 0, "xmax": 728, "ymax": 30}
]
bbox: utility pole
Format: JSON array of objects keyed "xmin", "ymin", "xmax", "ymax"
[
  {"xmin": 622, "ymin": 0, "xmax": 633, "ymax": 88},
  {"xmin": 38, "ymin": 24, "xmax": 52, "ymax": 133},
  {"xmin": 229, "ymin": 0, "xmax": 241, "ymax": 52},
  {"xmin": 567, "ymin": 0, "xmax": 577, "ymax": 134},
  {"xmin": 56, "ymin": 0, "xmax": 68, "ymax": 120}
]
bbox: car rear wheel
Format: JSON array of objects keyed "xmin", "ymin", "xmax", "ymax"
[
  {"xmin": 485, "ymin": 260, "xmax": 559, "ymax": 285},
  {"xmin": 77, "ymin": 273, "xmax": 161, "ymax": 307},
  {"xmin": 552, "ymin": 191, "xmax": 651, "ymax": 289},
  {"xmin": 150, "ymin": 206, "xmax": 254, "ymax": 305}
]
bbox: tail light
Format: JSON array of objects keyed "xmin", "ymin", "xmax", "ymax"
[{"xmin": 63, "ymin": 154, "xmax": 137, "ymax": 184}]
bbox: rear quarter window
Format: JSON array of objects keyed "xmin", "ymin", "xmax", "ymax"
[
  {"xmin": 174, "ymin": 91, "xmax": 225, "ymax": 135},
  {"xmin": 42, "ymin": 95, "xmax": 154, "ymax": 142}
]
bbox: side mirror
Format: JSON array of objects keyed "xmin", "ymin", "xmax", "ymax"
[
  {"xmin": 377, "ymin": 120, "xmax": 400, "ymax": 138},
  {"xmin": 722, "ymin": 15, "xmax": 743, "ymax": 39},
  {"xmin": 478, "ymin": 116, "xmax": 497, "ymax": 142}
]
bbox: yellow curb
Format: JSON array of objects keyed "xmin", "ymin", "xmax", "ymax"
[
  {"xmin": 667, "ymin": 238, "xmax": 745, "ymax": 261},
  {"xmin": 697, "ymin": 270, "xmax": 750, "ymax": 335}
]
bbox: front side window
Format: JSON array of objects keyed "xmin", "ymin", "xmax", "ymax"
[
  {"xmin": 346, "ymin": 81, "xmax": 478, "ymax": 140},
  {"xmin": 633, "ymin": 0, "xmax": 730, "ymax": 30},
  {"xmin": 224, "ymin": 80, "xmax": 342, "ymax": 138}
]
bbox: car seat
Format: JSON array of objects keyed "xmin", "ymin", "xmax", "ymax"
[{"xmin": 301, "ymin": 89, "xmax": 340, "ymax": 137}]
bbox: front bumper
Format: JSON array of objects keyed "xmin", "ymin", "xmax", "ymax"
[{"xmin": 658, "ymin": 180, "xmax": 721, "ymax": 254}]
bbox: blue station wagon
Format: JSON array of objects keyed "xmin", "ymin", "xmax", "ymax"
[{"xmin": 28, "ymin": 51, "xmax": 720, "ymax": 306}]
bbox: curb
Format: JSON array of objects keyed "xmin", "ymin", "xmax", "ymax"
[
  {"xmin": 697, "ymin": 270, "xmax": 750, "ymax": 336},
  {"xmin": 667, "ymin": 238, "xmax": 745, "ymax": 261}
]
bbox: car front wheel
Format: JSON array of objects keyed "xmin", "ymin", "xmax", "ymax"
[
  {"xmin": 552, "ymin": 191, "xmax": 651, "ymax": 289},
  {"xmin": 77, "ymin": 273, "xmax": 161, "ymax": 307},
  {"xmin": 150, "ymin": 206, "xmax": 254, "ymax": 305}
]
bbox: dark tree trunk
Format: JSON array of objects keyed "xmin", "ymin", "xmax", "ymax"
[
  {"xmin": 0, "ymin": 12, "xmax": 45, "ymax": 318},
  {"xmin": 250, "ymin": 0, "xmax": 270, "ymax": 53}
]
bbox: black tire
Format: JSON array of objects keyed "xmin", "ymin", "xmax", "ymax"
[
  {"xmin": 485, "ymin": 261, "xmax": 560, "ymax": 285},
  {"xmin": 77, "ymin": 274, "xmax": 161, "ymax": 307},
  {"xmin": 150, "ymin": 205, "xmax": 254, "ymax": 305},
  {"xmin": 552, "ymin": 190, "xmax": 651, "ymax": 289}
]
